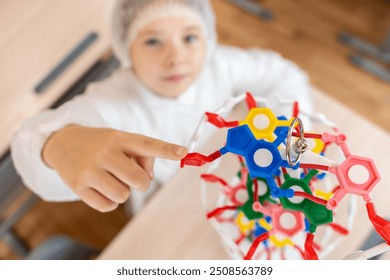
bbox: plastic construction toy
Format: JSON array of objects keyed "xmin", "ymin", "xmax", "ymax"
[
  {"xmin": 293, "ymin": 130, "xmax": 390, "ymax": 246},
  {"xmin": 181, "ymin": 92, "xmax": 390, "ymax": 260},
  {"xmin": 181, "ymin": 93, "xmax": 300, "ymax": 199}
]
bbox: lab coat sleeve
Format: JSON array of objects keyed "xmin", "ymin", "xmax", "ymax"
[
  {"xmin": 215, "ymin": 45, "xmax": 313, "ymax": 116},
  {"xmin": 11, "ymin": 88, "xmax": 112, "ymax": 202}
]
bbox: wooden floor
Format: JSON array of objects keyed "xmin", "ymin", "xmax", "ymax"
[
  {"xmin": 214, "ymin": 0, "xmax": 390, "ymax": 132},
  {"xmin": 1, "ymin": 0, "xmax": 389, "ymax": 259}
]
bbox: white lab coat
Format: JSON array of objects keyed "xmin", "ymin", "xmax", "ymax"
[{"xmin": 11, "ymin": 45, "xmax": 313, "ymax": 206}]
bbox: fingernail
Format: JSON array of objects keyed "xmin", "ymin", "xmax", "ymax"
[{"xmin": 174, "ymin": 146, "xmax": 187, "ymax": 157}]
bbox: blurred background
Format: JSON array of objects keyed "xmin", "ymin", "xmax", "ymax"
[{"xmin": 0, "ymin": 0, "xmax": 389, "ymax": 259}]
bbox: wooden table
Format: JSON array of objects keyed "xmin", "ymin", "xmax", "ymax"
[
  {"xmin": 0, "ymin": 0, "xmax": 114, "ymax": 157},
  {"xmin": 98, "ymin": 88, "xmax": 390, "ymax": 260}
]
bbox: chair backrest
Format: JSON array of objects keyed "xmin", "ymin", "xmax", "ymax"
[
  {"xmin": 0, "ymin": 152, "xmax": 27, "ymax": 214},
  {"xmin": 26, "ymin": 235, "xmax": 100, "ymax": 260},
  {"xmin": 0, "ymin": 151, "xmax": 39, "ymax": 257}
]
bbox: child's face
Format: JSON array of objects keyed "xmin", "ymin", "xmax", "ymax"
[{"xmin": 130, "ymin": 16, "xmax": 207, "ymax": 98}]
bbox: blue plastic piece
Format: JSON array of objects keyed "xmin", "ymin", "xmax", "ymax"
[
  {"xmin": 220, "ymin": 124, "xmax": 297, "ymax": 198},
  {"xmin": 304, "ymin": 219, "xmax": 310, "ymax": 232},
  {"xmin": 254, "ymin": 221, "xmax": 268, "ymax": 238}
]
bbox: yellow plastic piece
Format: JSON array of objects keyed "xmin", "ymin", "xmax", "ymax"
[
  {"xmin": 308, "ymin": 136, "xmax": 325, "ymax": 154},
  {"xmin": 314, "ymin": 189, "xmax": 333, "ymax": 200},
  {"xmin": 235, "ymin": 212, "xmax": 255, "ymax": 234},
  {"xmin": 258, "ymin": 217, "xmax": 272, "ymax": 231},
  {"xmin": 239, "ymin": 108, "xmax": 293, "ymax": 142},
  {"xmin": 269, "ymin": 236, "xmax": 294, "ymax": 248}
]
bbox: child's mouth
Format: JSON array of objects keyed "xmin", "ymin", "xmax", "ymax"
[{"xmin": 164, "ymin": 74, "xmax": 186, "ymax": 83}]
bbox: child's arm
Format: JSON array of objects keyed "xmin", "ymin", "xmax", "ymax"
[
  {"xmin": 11, "ymin": 70, "xmax": 186, "ymax": 212},
  {"xmin": 41, "ymin": 125, "xmax": 187, "ymax": 212}
]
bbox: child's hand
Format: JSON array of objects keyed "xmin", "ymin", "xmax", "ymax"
[{"xmin": 42, "ymin": 125, "xmax": 188, "ymax": 212}]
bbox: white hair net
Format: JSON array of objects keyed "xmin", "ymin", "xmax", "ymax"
[{"xmin": 110, "ymin": 0, "xmax": 217, "ymax": 68}]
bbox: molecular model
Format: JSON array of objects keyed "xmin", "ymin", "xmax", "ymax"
[{"xmin": 180, "ymin": 92, "xmax": 390, "ymax": 260}]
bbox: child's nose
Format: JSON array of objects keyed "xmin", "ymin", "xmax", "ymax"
[{"xmin": 165, "ymin": 43, "xmax": 185, "ymax": 67}]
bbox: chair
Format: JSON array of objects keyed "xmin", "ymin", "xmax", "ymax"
[
  {"xmin": 0, "ymin": 151, "xmax": 101, "ymax": 260},
  {"xmin": 26, "ymin": 235, "xmax": 100, "ymax": 260},
  {"xmin": 0, "ymin": 151, "xmax": 39, "ymax": 257}
]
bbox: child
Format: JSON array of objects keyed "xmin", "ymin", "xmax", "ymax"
[{"xmin": 11, "ymin": 0, "xmax": 313, "ymax": 213}]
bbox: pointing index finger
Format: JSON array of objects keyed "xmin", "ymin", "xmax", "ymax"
[{"xmin": 121, "ymin": 133, "xmax": 188, "ymax": 160}]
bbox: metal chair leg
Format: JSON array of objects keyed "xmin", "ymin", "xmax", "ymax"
[
  {"xmin": 229, "ymin": 0, "xmax": 273, "ymax": 21},
  {"xmin": 338, "ymin": 31, "xmax": 390, "ymax": 82}
]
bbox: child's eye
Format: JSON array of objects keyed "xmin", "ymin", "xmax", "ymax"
[
  {"xmin": 184, "ymin": 34, "xmax": 198, "ymax": 44},
  {"xmin": 144, "ymin": 38, "xmax": 160, "ymax": 46}
]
